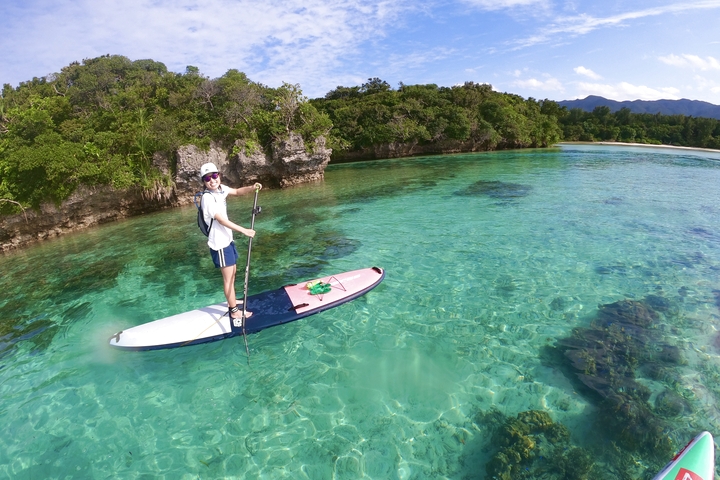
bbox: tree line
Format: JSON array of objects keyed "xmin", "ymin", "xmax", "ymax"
[
  {"xmin": 310, "ymin": 78, "xmax": 562, "ymax": 155},
  {"xmin": 2, "ymin": 55, "xmax": 720, "ymax": 215},
  {"xmin": 552, "ymin": 104, "xmax": 720, "ymax": 148}
]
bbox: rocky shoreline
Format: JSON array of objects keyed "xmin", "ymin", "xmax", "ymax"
[
  {"xmin": 0, "ymin": 133, "xmax": 330, "ymax": 253},
  {"xmin": 6, "ymin": 139, "xmax": 716, "ymax": 253},
  {"xmin": 330, "ymin": 135, "xmax": 499, "ymax": 163}
]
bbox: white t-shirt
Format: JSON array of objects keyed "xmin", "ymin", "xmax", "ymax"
[{"xmin": 201, "ymin": 186, "xmax": 233, "ymax": 251}]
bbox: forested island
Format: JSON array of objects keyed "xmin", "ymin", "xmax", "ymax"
[
  {"xmin": 309, "ymin": 79, "xmax": 720, "ymax": 158},
  {"xmin": 2, "ymin": 54, "xmax": 720, "ymax": 249}
]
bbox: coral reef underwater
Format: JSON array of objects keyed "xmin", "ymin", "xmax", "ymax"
[
  {"xmin": 479, "ymin": 294, "xmax": 698, "ymax": 479},
  {"xmin": 480, "ymin": 409, "xmax": 594, "ymax": 480},
  {"xmin": 553, "ymin": 296, "xmax": 684, "ymax": 459}
]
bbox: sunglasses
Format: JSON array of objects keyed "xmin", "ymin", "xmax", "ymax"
[{"xmin": 202, "ymin": 172, "xmax": 219, "ymax": 182}]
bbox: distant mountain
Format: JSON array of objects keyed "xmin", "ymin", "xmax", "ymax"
[{"xmin": 558, "ymin": 95, "xmax": 720, "ymax": 120}]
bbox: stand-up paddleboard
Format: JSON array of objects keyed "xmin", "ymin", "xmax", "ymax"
[
  {"xmin": 652, "ymin": 431, "xmax": 715, "ymax": 480},
  {"xmin": 109, "ymin": 267, "xmax": 384, "ymax": 351}
]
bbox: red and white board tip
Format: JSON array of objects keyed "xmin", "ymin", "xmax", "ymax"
[{"xmin": 652, "ymin": 431, "xmax": 715, "ymax": 480}]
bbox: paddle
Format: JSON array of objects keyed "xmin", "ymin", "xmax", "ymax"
[{"xmin": 240, "ymin": 185, "xmax": 261, "ymax": 362}]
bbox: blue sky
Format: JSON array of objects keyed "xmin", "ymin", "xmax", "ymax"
[{"xmin": 2, "ymin": 0, "xmax": 720, "ymax": 103}]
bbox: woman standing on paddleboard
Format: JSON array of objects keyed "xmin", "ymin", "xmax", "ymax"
[{"xmin": 199, "ymin": 163, "xmax": 262, "ymax": 321}]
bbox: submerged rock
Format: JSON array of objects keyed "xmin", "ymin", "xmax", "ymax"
[
  {"xmin": 645, "ymin": 294, "xmax": 671, "ymax": 312},
  {"xmin": 549, "ymin": 294, "xmax": 683, "ymax": 461},
  {"xmin": 595, "ymin": 299, "xmax": 657, "ymax": 328},
  {"xmin": 549, "ymin": 297, "xmax": 567, "ymax": 311},
  {"xmin": 453, "ymin": 180, "xmax": 532, "ymax": 201},
  {"xmin": 493, "ymin": 275, "xmax": 518, "ymax": 296},
  {"xmin": 655, "ymin": 389, "xmax": 691, "ymax": 418}
]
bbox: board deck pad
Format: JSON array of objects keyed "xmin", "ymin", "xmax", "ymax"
[
  {"xmin": 652, "ymin": 431, "xmax": 715, "ymax": 480},
  {"xmin": 109, "ymin": 267, "xmax": 384, "ymax": 351}
]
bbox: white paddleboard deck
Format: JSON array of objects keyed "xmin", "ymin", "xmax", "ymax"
[{"xmin": 109, "ymin": 267, "xmax": 385, "ymax": 350}]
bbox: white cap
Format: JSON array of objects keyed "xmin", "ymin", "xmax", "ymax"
[{"xmin": 199, "ymin": 163, "xmax": 219, "ymax": 178}]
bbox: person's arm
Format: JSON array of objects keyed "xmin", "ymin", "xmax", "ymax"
[
  {"xmin": 213, "ymin": 215, "xmax": 255, "ymax": 238},
  {"xmin": 227, "ymin": 183, "xmax": 262, "ymax": 196}
]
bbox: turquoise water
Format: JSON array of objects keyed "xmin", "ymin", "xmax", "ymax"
[{"xmin": 2, "ymin": 145, "xmax": 720, "ymax": 478}]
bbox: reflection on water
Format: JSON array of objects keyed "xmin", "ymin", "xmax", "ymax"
[{"xmin": 1, "ymin": 145, "xmax": 720, "ymax": 478}]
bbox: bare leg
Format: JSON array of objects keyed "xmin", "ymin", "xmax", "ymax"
[{"xmin": 221, "ymin": 265, "xmax": 252, "ymax": 318}]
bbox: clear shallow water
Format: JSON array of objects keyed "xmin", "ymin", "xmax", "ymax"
[{"xmin": 2, "ymin": 145, "xmax": 720, "ymax": 478}]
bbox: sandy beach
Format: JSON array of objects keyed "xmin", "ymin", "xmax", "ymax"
[{"xmin": 557, "ymin": 141, "xmax": 720, "ymax": 155}]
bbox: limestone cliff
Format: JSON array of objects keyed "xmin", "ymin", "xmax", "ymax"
[
  {"xmin": 175, "ymin": 133, "xmax": 331, "ymax": 197},
  {"xmin": 330, "ymin": 134, "xmax": 497, "ymax": 163},
  {"xmin": 0, "ymin": 134, "xmax": 330, "ymax": 252}
]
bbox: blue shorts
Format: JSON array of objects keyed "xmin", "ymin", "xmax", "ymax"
[{"xmin": 210, "ymin": 242, "xmax": 239, "ymax": 268}]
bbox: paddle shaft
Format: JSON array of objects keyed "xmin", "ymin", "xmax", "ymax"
[{"xmin": 240, "ymin": 187, "xmax": 260, "ymax": 359}]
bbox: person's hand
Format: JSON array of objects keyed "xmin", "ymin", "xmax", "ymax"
[{"xmin": 243, "ymin": 228, "xmax": 256, "ymax": 238}]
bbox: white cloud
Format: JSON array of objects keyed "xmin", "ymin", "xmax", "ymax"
[
  {"xmin": 513, "ymin": 1, "xmax": 720, "ymax": 48},
  {"xmin": 577, "ymin": 81, "xmax": 680, "ymax": 101},
  {"xmin": 574, "ymin": 66, "xmax": 601, "ymax": 79},
  {"xmin": 658, "ymin": 54, "xmax": 687, "ymax": 68},
  {"xmin": 692, "ymin": 75, "xmax": 720, "ymax": 97},
  {"xmin": 0, "ymin": 0, "xmax": 411, "ymax": 97},
  {"xmin": 5, "ymin": 0, "xmax": 720, "ymax": 104},
  {"xmin": 377, "ymin": 48, "xmax": 457, "ymax": 77},
  {"xmin": 659, "ymin": 54, "xmax": 720, "ymax": 70},
  {"xmin": 512, "ymin": 76, "xmax": 563, "ymax": 92},
  {"xmin": 462, "ymin": 0, "xmax": 548, "ymax": 10}
]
